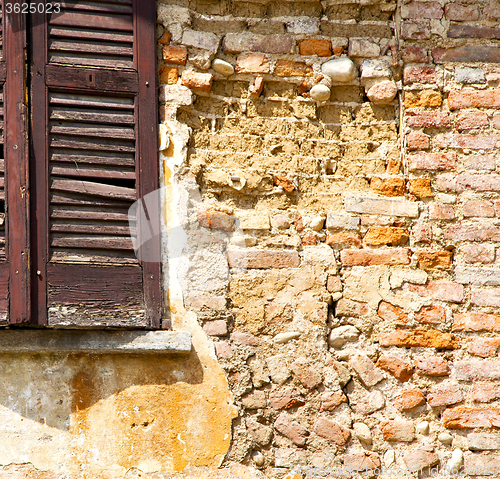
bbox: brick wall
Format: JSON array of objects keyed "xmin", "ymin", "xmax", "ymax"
[{"xmin": 159, "ymin": 0, "xmax": 500, "ymax": 477}]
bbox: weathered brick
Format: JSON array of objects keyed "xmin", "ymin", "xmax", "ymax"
[
  {"xmin": 354, "ymin": 390, "xmax": 386, "ymax": 415},
  {"xmin": 158, "ymin": 31, "xmax": 171, "ymax": 45},
  {"xmin": 402, "ymin": 47, "xmax": 429, "ymax": 63},
  {"xmin": 456, "ymin": 174, "xmax": 500, "ymax": 191},
  {"xmin": 404, "ymin": 89, "xmax": 442, "ymax": 108},
  {"xmin": 376, "ymin": 355, "xmax": 414, "ymax": 382},
  {"xmin": 274, "ymin": 413, "xmax": 309, "ymax": 446},
  {"xmin": 429, "ymin": 203, "xmax": 455, "ymax": 220},
  {"xmin": 348, "ymin": 38, "xmax": 380, "ymax": 58},
  {"xmin": 227, "ymin": 249, "xmax": 300, "ymax": 269},
  {"xmin": 416, "ymin": 251, "xmax": 453, "ymax": 270},
  {"xmin": 203, "ymin": 320, "xmax": 228, "ymax": 336},
  {"xmin": 436, "ymin": 131, "xmax": 500, "ymax": 148},
  {"xmin": 269, "ymin": 389, "xmax": 305, "ymax": 410},
  {"xmin": 319, "ymin": 390, "xmax": 347, "ymax": 412},
  {"xmin": 181, "ymin": 71, "xmax": 213, "ymax": 93},
  {"xmin": 290, "ymin": 357, "xmax": 322, "ymax": 389},
  {"xmin": 198, "ymin": 210, "xmax": 236, "ymax": 231},
  {"xmin": 427, "ymin": 383, "xmax": 463, "ymax": 407},
  {"xmin": 408, "ymin": 178, "xmax": 433, "ymax": 198},
  {"xmin": 412, "ymin": 223, "xmax": 433, "ymax": 243},
  {"xmin": 350, "ymin": 353, "xmax": 385, "ymax": 387},
  {"xmin": 471, "ymin": 383, "xmax": 500, "ymax": 403},
  {"xmin": 449, "ymin": 25, "xmax": 500, "ymax": 41},
  {"xmin": 404, "ymin": 66, "xmax": 436, "ymax": 84},
  {"xmin": 456, "ymin": 66, "xmax": 486, "ymax": 85},
  {"xmin": 326, "ymin": 232, "xmax": 362, "ymax": 248},
  {"xmin": 407, "ymin": 131, "xmax": 430, "ymax": 150},
  {"xmin": 381, "ymin": 419, "xmax": 415, "ymax": 442},
  {"xmin": 443, "ymin": 407, "xmax": 500, "ymax": 429},
  {"xmin": 415, "ymin": 305, "xmax": 446, "ymax": 324},
  {"xmin": 404, "ymin": 450, "xmax": 440, "ymax": 472},
  {"xmin": 162, "ymin": 45, "xmax": 187, "ymax": 65},
  {"xmin": 298, "ymin": 39, "xmax": 332, "ymax": 57},
  {"xmin": 370, "ymin": 177, "xmax": 405, "ymax": 197},
  {"xmin": 181, "ymin": 29, "xmax": 219, "ymax": 53},
  {"xmin": 335, "ymin": 298, "xmax": 369, "ymax": 317},
  {"xmin": 344, "ymin": 451, "xmax": 381, "ymax": 472},
  {"xmin": 313, "ymin": 417, "xmax": 350, "ymax": 445},
  {"xmin": 242, "ymin": 390, "xmax": 267, "ymax": 409},
  {"xmin": 415, "ymin": 356, "xmax": 450, "ymax": 376},
  {"xmin": 378, "ymin": 301, "xmax": 408, "ymax": 324},
  {"xmin": 159, "ymin": 66, "xmax": 179, "ymax": 85},
  {"xmin": 235, "ymin": 53, "xmax": 270, "ymax": 74},
  {"xmin": 247, "ymin": 418, "xmax": 273, "ymax": 445},
  {"xmin": 433, "ymin": 46, "xmax": 500, "ymax": 64},
  {"xmin": 472, "ymin": 288, "xmax": 500, "ymax": 307},
  {"xmin": 274, "ymin": 60, "xmax": 313, "ymax": 77},
  {"xmin": 465, "ymin": 154, "xmax": 496, "ymax": 171},
  {"xmin": 326, "ymin": 213, "xmax": 360, "ymax": 230},
  {"xmin": 445, "ymin": 226, "xmax": 500, "ymax": 242},
  {"xmin": 394, "ymin": 389, "xmax": 425, "ymax": 411},
  {"xmin": 455, "ymin": 266, "xmax": 500, "ymax": 285},
  {"xmin": 409, "ymin": 152, "xmax": 456, "ymax": 171},
  {"xmin": 249, "ymin": 76, "xmax": 264, "ymax": 98},
  {"xmin": 341, "ymin": 249, "xmax": 411, "ymax": 266},
  {"xmin": 448, "ymin": 89, "xmax": 500, "ymax": 110},
  {"xmin": 453, "ymin": 312, "xmax": 500, "ymax": 332},
  {"xmin": 223, "ymin": 33, "xmax": 294, "ymax": 54},
  {"xmin": 406, "ymin": 111, "xmax": 451, "ymax": 128},
  {"xmin": 468, "ymin": 432, "xmax": 500, "ymax": 450},
  {"xmin": 380, "ymin": 329, "xmax": 460, "ymax": 349},
  {"xmin": 463, "ymin": 451, "xmax": 500, "ymax": 474},
  {"xmin": 456, "ymin": 110, "xmax": 489, "ymax": 131},
  {"xmin": 445, "ymin": 3, "xmax": 480, "ymax": 21},
  {"xmin": 345, "ymin": 197, "xmax": 419, "ymax": 217},
  {"xmin": 364, "ymin": 227, "xmax": 409, "ymax": 246},
  {"xmin": 468, "ymin": 338, "xmax": 500, "ymax": 358},
  {"xmin": 454, "ymin": 360, "xmax": 500, "ymax": 381},
  {"xmin": 409, "ymin": 281, "xmax": 464, "ymax": 302},
  {"xmin": 401, "ymin": 21, "xmax": 431, "ymax": 40},
  {"xmin": 326, "ymin": 276, "xmax": 342, "ymax": 293}
]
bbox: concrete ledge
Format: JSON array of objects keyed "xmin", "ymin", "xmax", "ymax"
[{"xmin": 0, "ymin": 330, "xmax": 192, "ymax": 354}]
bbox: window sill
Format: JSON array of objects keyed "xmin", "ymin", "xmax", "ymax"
[{"xmin": 0, "ymin": 330, "xmax": 192, "ymax": 354}]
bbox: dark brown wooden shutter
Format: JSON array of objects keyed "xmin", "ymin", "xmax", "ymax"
[{"xmin": 30, "ymin": 1, "xmax": 161, "ymax": 327}]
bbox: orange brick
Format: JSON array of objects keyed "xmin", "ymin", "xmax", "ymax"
[
  {"xmin": 416, "ymin": 251, "xmax": 453, "ymax": 270},
  {"xmin": 370, "ymin": 177, "xmax": 405, "ymax": 196},
  {"xmin": 404, "ymin": 89, "xmax": 442, "ymax": 108},
  {"xmin": 158, "ymin": 31, "xmax": 172, "ymax": 45},
  {"xmin": 364, "ymin": 227, "xmax": 409, "ymax": 246},
  {"xmin": 408, "ymin": 178, "xmax": 433, "ymax": 198},
  {"xmin": 340, "ymin": 248, "xmax": 411, "ymax": 266},
  {"xmin": 376, "ymin": 355, "xmax": 414, "ymax": 382},
  {"xmin": 380, "ymin": 329, "xmax": 460, "ymax": 349},
  {"xmin": 452, "ymin": 312, "xmax": 500, "ymax": 332},
  {"xmin": 298, "ymin": 39, "xmax": 332, "ymax": 57},
  {"xmin": 273, "ymin": 60, "xmax": 313, "ymax": 77},
  {"xmin": 162, "ymin": 45, "xmax": 187, "ymax": 65},
  {"xmin": 443, "ymin": 407, "xmax": 500, "ymax": 429},
  {"xmin": 415, "ymin": 305, "xmax": 446, "ymax": 324},
  {"xmin": 159, "ymin": 66, "xmax": 179, "ymax": 85},
  {"xmin": 181, "ymin": 71, "xmax": 213, "ymax": 93},
  {"xmin": 394, "ymin": 389, "xmax": 425, "ymax": 411},
  {"xmin": 377, "ymin": 301, "xmax": 408, "ymax": 323}
]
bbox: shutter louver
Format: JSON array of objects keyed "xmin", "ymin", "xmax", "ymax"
[{"xmin": 30, "ymin": 1, "xmax": 161, "ymax": 327}]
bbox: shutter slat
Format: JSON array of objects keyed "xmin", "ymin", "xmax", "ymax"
[
  {"xmin": 48, "ymin": 54, "xmax": 134, "ymax": 69},
  {"xmin": 51, "ymin": 221, "xmax": 132, "ymax": 235},
  {"xmin": 50, "ymin": 123, "xmax": 135, "ymax": 140},
  {"xmin": 49, "ymin": 92, "xmax": 134, "ymax": 109},
  {"xmin": 51, "ymin": 206, "xmax": 130, "ymax": 221},
  {"xmin": 50, "ymin": 39, "xmax": 133, "ymax": 57},
  {"xmin": 57, "ymin": 1, "xmax": 133, "ymax": 14},
  {"xmin": 50, "ymin": 164, "xmax": 136, "ymax": 180},
  {"xmin": 51, "ymin": 235, "xmax": 133, "ymax": 250},
  {"xmin": 50, "ymin": 178, "xmax": 136, "ymax": 201},
  {"xmin": 50, "ymin": 191, "xmax": 131, "ymax": 207},
  {"xmin": 49, "ymin": 136, "xmax": 135, "ymax": 152},
  {"xmin": 49, "ymin": 27, "xmax": 133, "ymax": 44},
  {"xmin": 50, "ymin": 12, "xmax": 133, "ymax": 32},
  {"xmin": 51, "ymin": 152, "xmax": 135, "ymax": 167},
  {"xmin": 50, "ymin": 107, "xmax": 134, "ymax": 124}
]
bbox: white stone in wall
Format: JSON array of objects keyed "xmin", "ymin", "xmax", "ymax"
[
  {"xmin": 321, "ymin": 58, "xmax": 357, "ymax": 83},
  {"xmin": 366, "ymin": 80, "xmax": 397, "ymax": 104},
  {"xmin": 310, "ymin": 84, "xmax": 331, "ymax": 101},
  {"xmin": 360, "ymin": 59, "xmax": 392, "ymax": 82},
  {"xmin": 212, "ymin": 59, "xmax": 235, "ymax": 76},
  {"xmin": 328, "ymin": 325, "xmax": 360, "ymax": 348}
]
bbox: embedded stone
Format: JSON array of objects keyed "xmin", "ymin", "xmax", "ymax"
[
  {"xmin": 328, "ymin": 325, "xmax": 360, "ymax": 348},
  {"xmin": 274, "ymin": 332, "xmax": 301, "ymax": 344},
  {"xmin": 321, "ymin": 58, "xmax": 357, "ymax": 83},
  {"xmin": 439, "ymin": 432, "xmax": 453, "ymax": 445},
  {"xmin": 353, "ymin": 422, "xmax": 372, "ymax": 444},
  {"xmin": 310, "ymin": 84, "xmax": 331, "ymax": 101},
  {"xmin": 360, "ymin": 59, "xmax": 392, "ymax": 81},
  {"xmin": 212, "ymin": 59, "xmax": 234, "ymax": 76},
  {"xmin": 366, "ymin": 80, "xmax": 398, "ymax": 104}
]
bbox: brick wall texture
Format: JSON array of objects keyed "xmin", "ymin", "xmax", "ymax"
[{"xmin": 158, "ymin": 0, "xmax": 500, "ymax": 476}]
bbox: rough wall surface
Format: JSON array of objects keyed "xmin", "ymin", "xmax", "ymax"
[{"xmin": 158, "ymin": 0, "xmax": 500, "ymax": 477}]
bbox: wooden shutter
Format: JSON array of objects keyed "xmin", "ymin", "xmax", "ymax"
[{"xmin": 30, "ymin": 1, "xmax": 161, "ymax": 327}]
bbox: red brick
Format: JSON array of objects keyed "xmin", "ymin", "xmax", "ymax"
[
  {"xmin": 340, "ymin": 249, "xmax": 411, "ymax": 266},
  {"xmin": 448, "ymin": 89, "xmax": 500, "ymax": 110},
  {"xmin": 409, "ymin": 281, "xmax": 464, "ymax": 302},
  {"xmin": 274, "ymin": 412, "xmax": 309, "ymax": 446},
  {"xmin": 445, "ymin": 226, "xmax": 500, "ymax": 242},
  {"xmin": 249, "ymin": 76, "xmax": 264, "ymax": 98},
  {"xmin": 407, "ymin": 131, "xmax": 430, "ymax": 150},
  {"xmin": 376, "ymin": 355, "xmax": 414, "ymax": 382},
  {"xmin": 401, "ymin": 2, "xmax": 443, "ymax": 19},
  {"xmin": 402, "ymin": 47, "xmax": 429, "ymax": 63},
  {"xmin": 412, "ymin": 223, "xmax": 432, "ymax": 243},
  {"xmin": 433, "ymin": 47, "xmax": 500, "ymax": 64},
  {"xmin": 227, "ymin": 249, "xmax": 300, "ymax": 269},
  {"xmin": 335, "ymin": 299, "xmax": 369, "ymax": 317},
  {"xmin": 380, "ymin": 329, "xmax": 460, "ymax": 349},
  {"xmin": 290, "ymin": 358, "xmax": 322, "ymax": 389},
  {"xmin": 493, "ymin": 112, "xmax": 500, "ymax": 129},
  {"xmin": 158, "ymin": 31, "xmax": 172, "ymax": 45},
  {"xmin": 415, "ymin": 305, "xmax": 446, "ymax": 324},
  {"xmin": 298, "ymin": 39, "xmax": 332, "ymax": 57},
  {"xmin": 471, "ymin": 383, "xmax": 500, "ymax": 403},
  {"xmin": 203, "ymin": 320, "xmax": 228, "ymax": 336},
  {"xmin": 223, "ymin": 33, "xmax": 294, "ymax": 54},
  {"xmin": 402, "ymin": 21, "xmax": 431, "ymax": 40},
  {"xmin": 456, "ymin": 110, "xmax": 489, "ymax": 131},
  {"xmin": 274, "ymin": 175, "xmax": 295, "ymax": 193},
  {"xmin": 344, "ymin": 452, "xmax": 381, "ymax": 472},
  {"xmin": 448, "ymin": 24, "xmax": 500, "ymax": 39},
  {"xmin": 313, "ymin": 417, "xmax": 351, "ymax": 445},
  {"xmin": 235, "ymin": 53, "xmax": 270, "ymax": 74},
  {"xmin": 181, "ymin": 71, "xmax": 213, "ymax": 93},
  {"xmin": 427, "ymin": 383, "xmax": 463, "ymax": 407},
  {"xmin": 274, "ymin": 60, "xmax": 313, "ymax": 77},
  {"xmin": 320, "ymin": 390, "xmax": 347, "ymax": 412},
  {"xmin": 436, "ymin": 133, "xmax": 500, "ymax": 149},
  {"xmin": 409, "ymin": 152, "xmax": 456, "ymax": 171},
  {"xmin": 378, "ymin": 301, "xmax": 408, "ymax": 323},
  {"xmin": 162, "ymin": 45, "xmax": 187, "ymax": 65},
  {"xmin": 269, "ymin": 389, "xmax": 305, "ymax": 410},
  {"xmin": 468, "ymin": 338, "xmax": 500, "ymax": 358},
  {"xmin": 415, "ymin": 355, "xmax": 450, "ymax": 375},
  {"xmin": 463, "ymin": 200, "xmax": 495, "ymax": 218},
  {"xmin": 452, "ymin": 312, "xmax": 500, "ymax": 332},
  {"xmin": 406, "ymin": 110, "xmax": 451, "ymax": 128},
  {"xmin": 198, "ymin": 210, "xmax": 236, "ymax": 231},
  {"xmin": 381, "ymin": 419, "xmax": 415, "ymax": 442},
  {"xmin": 393, "ymin": 389, "xmax": 425, "ymax": 411},
  {"xmin": 429, "ymin": 203, "xmax": 455, "ymax": 220},
  {"xmin": 442, "ymin": 407, "xmax": 500, "ymax": 429},
  {"xmin": 403, "ymin": 66, "xmax": 436, "ymax": 84},
  {"xmin": 326, "ymin": 232, "xmax": 362, "ymax": 248},
  {"xmin": 416, "ymin": 251, "xmax": 453, "ymax": 270},
  {"xmin": 445, "ymin": 3, "xmax": 480, "ymax": 21}
]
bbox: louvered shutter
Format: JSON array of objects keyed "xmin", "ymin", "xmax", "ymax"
[{"xmin": 30, "ymin": 1, "xmax": 161, "ymax": 327}]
